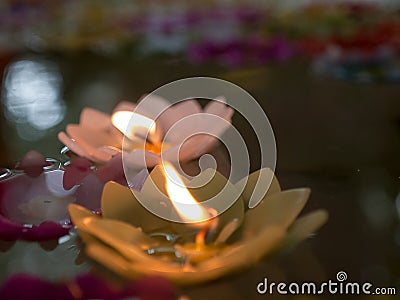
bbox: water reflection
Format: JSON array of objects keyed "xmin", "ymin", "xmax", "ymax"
[{"xmin": 2, "ymin": 58, "xmax": 65, "ymax": 141}]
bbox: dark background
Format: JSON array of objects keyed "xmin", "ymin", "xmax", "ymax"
[{"xmin": 0, "ymin": 2, "xmax": 399, "ymax": 299}]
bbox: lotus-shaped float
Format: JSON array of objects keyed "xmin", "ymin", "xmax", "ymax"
[
  {"xmin": 58, "ymin": 96, "xmax": 233, "ymax": 169},
  {"xmin": 69, "ymin": 166, "xmax": 328, "ymax": 285}
]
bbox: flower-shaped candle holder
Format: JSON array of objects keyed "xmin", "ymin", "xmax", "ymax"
[
  {"xmin": 69, "ymin": 165, "xmax": 328, "ymax": 285},
  {"xmin": 58, "ymin": 95, "xmax": 233, "ymax": 169}
]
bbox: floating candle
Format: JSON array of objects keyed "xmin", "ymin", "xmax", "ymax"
[
  {"xmin": 69, "ymin": 166, "xmax": 328, "ymax": 285},
  {"xmin": 58, "ymin": 96, "xmax": 234, "ymax": 168}
]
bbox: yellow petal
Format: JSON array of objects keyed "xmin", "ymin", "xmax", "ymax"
[
  {"xmin": 68, "ymin": 204, "xmax": 98, "ymax": 227},
  {"xmin": 80, "ymin": 217, "xmax": 167, "ymax": 267},
  {"xmin": 85, "ymin": 242, "xmax": 138, "ymax": 279},
  {"xmin": 86, "ymin": 242, "xmax": 192, "ymax": 282},
  {"xmin": 68, "ymin": 204, "xmax": 107, "ymax": 248},
  {"xmin": 282, "ymin": 209, "xmax": 329, "ymax": 250},
  {"xmin": 86, "ymin": 227, "xmax": 285, "ymax": 286},
  {"xmin": 198, "ymin": 226, "xmax": 285, "ymax": 271},
  {"xmin": 82, "ymin": 217, "xmax": 156, "ymax": 248},
  {"xmin": 234, "ymin": 168, "xmax": 281, "ymax": 209},
  {"xmin": 101, "ymin": 181, "xmax": 169, "ymax": 232},
  {"xmin": 76, "ymin": 228, "xmax": 101, "ymax": 246},
  {"xmin": 80, "ymin": 108, "xmax": 112, "ymax": 131},
  {"xmin": 141, "ymin": 164, "xmax": 167, "ymax": 196},
  {"xmin": 243, "ymin": 188, "xmax": 310, "ymax": 238}
]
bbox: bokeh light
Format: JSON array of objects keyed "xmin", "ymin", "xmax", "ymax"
[{"xmin": 2, "ymin": 58, "xmax": 65, "ymax": 141}]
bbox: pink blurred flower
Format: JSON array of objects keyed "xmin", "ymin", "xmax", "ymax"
[
  {"xmin": 188, "ymin": 35, "xmax": 294, "ymax": 67},
  {"xmin": 0, "ymin": 151, "xmax": 103, "ymax": 242},
  {"xmin": 0, "ymin": 273, "xmax": 176, "ymax": 300},
  {"xmin": 16, "ymin": 150, "xmax": 50, "ymax": 178}
]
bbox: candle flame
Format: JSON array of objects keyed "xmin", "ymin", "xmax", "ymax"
[
  {"xmin": 111, "ymin": 111, "xmax": 155, "ymax": 141},
  {"xmin": 163, "ymin": 163, "xmax": 210, "ymax": 223},
  {"xmin": 195, "ymin": 228, "xmax": 207, "ymax": 249}
]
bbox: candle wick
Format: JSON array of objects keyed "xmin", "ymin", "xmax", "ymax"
[
  {"xmin": 203, "ymin": 209, "xmax": 219, "ymax": 244},
  {"xmin": 195, "ymin": 213, "xmax": 218, "ymax": 249}
]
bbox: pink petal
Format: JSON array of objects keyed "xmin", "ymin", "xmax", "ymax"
[
  {"xmin": 91, "ymin": 146, "xmax": 122, "ymax": 163},
  {"xmin": 123, "ymin": 150, "xmax": 161, "ymax": 169},
  {"xmin": 162, "ymin": 134, "xmax": 216, "ymax": 163},
  {"xmin": 75, "ymin": 173, "xmax": 104, "ymax": 210},
  {"xmin": 63, "ymin": 158, "xmax": 93, "ymax": 190},
  {"xmin": 122, "ymin": 276, "xmax": 177, "ymax": 300},
  {"xmin": 66, "ymin": 125, "xmax": 122, "ymax": 160},
  {"xmin": 201, "ymin": 112, "xmax": 233, "ymax": 138},
  {"xmin": 0, "ymin": 215, "xmax": 22, "ymax": 241},
  {"xmin": 75, "ymin": 273, "xmax": 119, "ymax": 299},
  {"xmin": 158, "ymin": 99, "xmax": 201, "ymax": 128},
  {"xmin": 95, "ymin": 153, "xmax": 125, "ymax": 184},
  {"xmin": 113, "ymin": 101, "xmax": 136, "ymax": 113},
  {"xmin": 70, "ymin": 157, "xmax": 92, "ymax": 170},
  {"xmin": 0, "ymin": 274, "xmax": 68, "ymax": 299},
  {"xmin": 160, "ymin": 98, "xmax": 232, "ymax": 146},
  {"xmin": 57, "ymin": 132, "xmax": 88, "ymax": 158},
  {"xmin": 127, "ymin": 168, "xmax": 149, "ymax": 191},
  {"xmin": 204, "ymin": 96, "xmax": 234, "ymax": 121},
  {"xmin": 185, "ymin": 135, "xmax": 218, "ymax": 158},
  {"xmin": 161, "ymin": 108, "xmax": 231, "ymax": 163},
  {"xmin": 196, "ymin": 98, "xmax": 233, "ymax": 139},
  {"xmin": 157, "ymin": 99, "xmax": 202, "ymax": 143},
  {"xmin": 17, "ymin": 151, "xmax": 48, "ymax": 178},
  {"xmin": 80, "ymin": 108, "xmax": 112, "ymax": 131},
  {"xmin": 0, "ymin": 171, "xmax": 75, "ymax": 241},
  {"xmin": 135, "ymin": 94, "xmax": 171, "ymax": 119}
]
